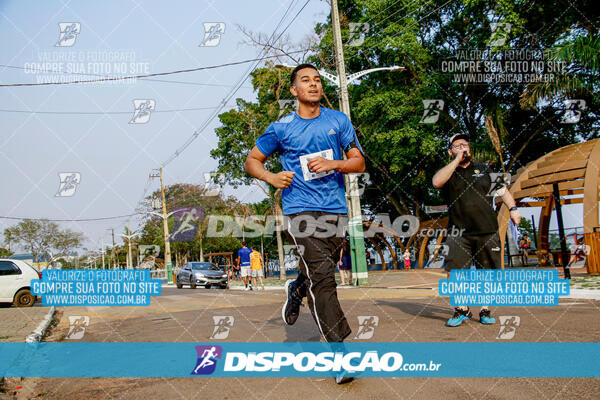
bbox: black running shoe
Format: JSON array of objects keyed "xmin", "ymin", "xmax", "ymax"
[
  {"xmin": 282, "ymin": 279, "xmax": 304, "ymax": 325},
  {"xmin": 335, "ymin": 369, "xmax": 354, "ymax": 384}
]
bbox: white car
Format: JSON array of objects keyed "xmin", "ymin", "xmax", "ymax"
[{"xmin": 0, "ymin": 259, "xmax": 41, "ymax": 307}]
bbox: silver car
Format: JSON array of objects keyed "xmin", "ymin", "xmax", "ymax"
[{"xmin": 176, "ymin": 262, "xmax": 228, "ymax": 289}]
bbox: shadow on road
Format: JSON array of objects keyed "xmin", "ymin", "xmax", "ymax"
[{"xmin": 375, "ymin": 300, "xmax": 451, "ymax": 322}]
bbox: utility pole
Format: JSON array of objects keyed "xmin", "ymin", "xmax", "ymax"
[
  {"xmin": 330, "ymin": 0, "xmax": 368, "ymax": 285},
  {"xmin": 101, "ymin": 237, "xmax": 105, "ymax": 269},
  {"xmin": 128, "ymin": 232, "xmax": 132, "ymax": 269},
  {"xmin": 111, "ymin": 228, "xmax": 116, "ymax": 268},
  {"xmin": 159, "ymin": 168, "xmax": 173, "ymax": 283}
]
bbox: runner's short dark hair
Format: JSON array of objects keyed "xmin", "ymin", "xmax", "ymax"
[{"xmin": 290, "ymin": 63, "xmax": 319, "ymax": 85}]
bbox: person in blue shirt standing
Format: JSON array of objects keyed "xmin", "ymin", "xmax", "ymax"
[
  {"xmin": 245, "ymin": 64, "xmax": 365, "ymax": 369},
  {"xmin": 236, "ymin": 241, "xmax": 253, "ymax": 291}
]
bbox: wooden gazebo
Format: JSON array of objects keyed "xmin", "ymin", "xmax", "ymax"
[
  {"xmin": 498, "ymin": 138, "xmax": 600, "ymax": 273},
  {"xmin": 361, "ymin": 218, "xmax": 449, "ymax": 269}
]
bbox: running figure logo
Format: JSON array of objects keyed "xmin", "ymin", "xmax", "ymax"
[
  {"xmin": 191, "ymin": 345, "xmax": 222, "ymax": 375},
  {"xmin": 487, "ymin": 172, "xmax": 511, "ymax": 196},
  {"xmin": 278, "ymin": 99, "xmax": 298, "ymax": 118},
  {"xmin": 56, "ymin": 22, "xmax": 81, "ymax": 47},
  {"xmin": 210, "ymin": 316, "xmax": 234, "ymax": 339},
  {"xmin": 283, "ymin": 245, "xmax": 305, "ymax": 272},
  {"xmin": 561, "ymin": 99, "xmax": 586, "ymax": 124},
  {"xmin": 489, "ymin": 22, "xmax": 511, "ymax": 46},
  {"xmin": 419, "ymin": 100, "xmax": 444, "ymax": 124},
  {"xmin": 203, "ymin": 172, "xmax": 221, "ymax": 197},
  {"xmin": 496, "ymin": 316, "xmax": 520, "ymax": 340},
  {"xmin": 55, "ymin": 172, "xmax": 81, "ymax": 197},
  {"xmin": 199, "ymin": 23, "xmax": 226, "ymax": 47},
  {"xmin": 347, "ymin": 22, "xmax": 370, "ymax": 46},
  {"xmin": 169, "ymin": 206, "xmax": 204, "ymax": 242},
  {"xmin": 347, "ymin": 172, "xmax": 370, "ymax": 197},
  {"xmin": 129, "ymin": 99, "xmax": 156, "ymax": 124},
  {"xmin": 424, "ymin": 205, "xmax": 449, "ymax": 215},
  {"xmin": 354, "ymin": 316, "xmax": 379, "ymax": 339},
  {"xmin": 66, "ymin": 316, "xmax": 90, "ymax": 340}
]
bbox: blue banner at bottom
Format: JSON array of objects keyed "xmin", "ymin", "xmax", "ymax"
[{"xmin": 1, "ymin": 342, "xmax": 599, "ymax": 378}]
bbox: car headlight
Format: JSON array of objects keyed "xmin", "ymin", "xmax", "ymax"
[
  {"xmin": 195, "ymin": 273, "xmax": 205, "ymax": 278},
  {"xmin": 221, "ymin": 274, "xmax": 227, "ymax": 278}
]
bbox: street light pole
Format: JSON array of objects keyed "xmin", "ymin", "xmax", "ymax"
[
  {"xmin": 101, "ymin": 237, "xmax": 105, "ymax": 269},
  {"xmin": 330, "ymin": 0, "xmax": 368, "ymax": 285},
  {"xmin": 120, "ymin": 227, "xmax": 139, "ymax": 270},
  {"xmin": 159, "ymin": 168, "xmax": 173, "ymax": 283},
  {"xmin": 108, "ymin": 228, "xmax": 116, "ymax": 268}
]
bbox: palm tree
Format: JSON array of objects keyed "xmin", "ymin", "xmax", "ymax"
[{"xmin": 520, "ymin": 34, "xmax": 600, "ymax": 108}]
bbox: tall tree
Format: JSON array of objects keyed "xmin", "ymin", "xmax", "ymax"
[
  {"xmin": 211, "ymin": 0, "xmax": 599, "ymax": 259},
  {"xmin": 4, "ymin": 220, "xmax": 85, "ymax": 265},
  {"xmin": 137, "ymin": 183, "xmax": 261, "ymax": 268},
  {"xmin": 309, "ymin": 0, "xmax": 599, "ymax": 219}
]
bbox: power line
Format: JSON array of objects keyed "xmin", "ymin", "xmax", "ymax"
[
  {"xmin": 0, "ymin": 4, "xmax": 310, "ymax": 225},
  {"xmin": 361, "ymin": 0, "xmax": 421, "ymax": 30},
  {"xmin": 359, "ymin": 0, "xmax": 451, "ymax": 52},
  {"xmin": 0, "ymin": 213, "xmax": 142, "ymax": 222},
  {"xmin": 0, "ymin": 102, "xmax": 235, "ymax": 115},
  {"xmin": 160, "ymin": 0, "xmax": 310, "ymax": 167},
  {"xmin": 0, "ymin": 64, "xmax": 253, "ymax": 88},
  {"xmin": 0, "ymin": 50, "xmax": 307, "ymax": 87}
]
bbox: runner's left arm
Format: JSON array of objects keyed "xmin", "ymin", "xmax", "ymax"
[
  {"xmin": 308, "ymin": 115, "xmax": 365, "ymax": 174},
  {"xmin": 497, "ymin": 187, "xmax": 522, "ymax": 225}
]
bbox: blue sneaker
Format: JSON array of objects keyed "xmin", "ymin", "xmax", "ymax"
[
  {"xmin": 446, "ymin": 307, "xmax": 472, "ymax": 327},
  {"xmin": 479, "ymin": 309, "xmax": 496, "ymax": 325}
]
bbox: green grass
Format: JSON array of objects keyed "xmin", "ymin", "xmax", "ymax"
[{"xmin": 570, "ymin": 275, "xmax": 600, "ymax": 290}]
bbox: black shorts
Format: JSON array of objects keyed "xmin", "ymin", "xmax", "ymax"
[{"xmin": 444, "ymin": 232, "xmax": 502, "ymax": 271}]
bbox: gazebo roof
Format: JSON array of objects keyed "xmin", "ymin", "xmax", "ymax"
[
  {"xmin": 509, "ymin": 138, "xmax": 600, "ymax": 206},
  {"xmin": 497, "ymin": 138, "xmax": 600, "ymax": 269}
]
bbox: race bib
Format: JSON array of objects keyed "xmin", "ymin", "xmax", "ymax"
[{"xmin": 299, "ymin": 149, "xmax": 335, "ymax": 181}]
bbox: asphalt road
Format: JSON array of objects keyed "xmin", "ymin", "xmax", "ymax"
[{"xmin": 5, "ymin": 278, "xmax": 600, "ymax": 400}]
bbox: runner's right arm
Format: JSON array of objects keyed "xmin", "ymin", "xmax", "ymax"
[{"xmin": 245, "ymin": 146, "xmax": 295, "ymax": 189}]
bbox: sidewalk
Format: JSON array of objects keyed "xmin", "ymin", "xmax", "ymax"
[
  {"xmin": 160, "ymin": 267, "xmax": 600, "ymax": 299},
  {"xmin": 0, "ymin": 306, "xmax": 53, "ymax": 342}
]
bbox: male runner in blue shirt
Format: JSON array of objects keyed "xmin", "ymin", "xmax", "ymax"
[
  {"xmin": 237, "ymin": 241, "xmax": 253, "ymax": 290},
  {"xmin": 245, "ymin": 64, "xmax": 365, "ymax": 381}
]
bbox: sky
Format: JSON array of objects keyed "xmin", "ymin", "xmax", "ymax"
[
  {"xmin": 0, "ymin": 0, "xmax": 329, "ymax": 252},
  {"xmin": 0, "ymin": 0, "xmax": 588, "ymax": 255}
]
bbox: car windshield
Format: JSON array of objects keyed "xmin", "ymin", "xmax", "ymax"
[{"xmin": 190, "ymin": 262, "xmax": 220, "ymax": 271}]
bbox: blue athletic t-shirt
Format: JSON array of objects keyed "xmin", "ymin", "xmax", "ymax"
[
  {"xmin": 238, "ymin": 247, "xmax": 252, "ymax": 267},
  {"xmin": 256, "ymin": 107, "xmax": 363, "ymax": 215}
]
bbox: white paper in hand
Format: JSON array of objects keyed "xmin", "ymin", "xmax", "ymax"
[{"xmin": 299, "ymin": 149, "xmax": 335, "ymax": 181}]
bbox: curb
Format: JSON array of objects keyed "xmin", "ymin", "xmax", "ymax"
[
  {"xmin": 25, "ymin": 306, "xmax": 56, "ymax": 343},
  {"xmin": 566, "ymin": 289, "xmax": 600, "ymax": 300}
]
